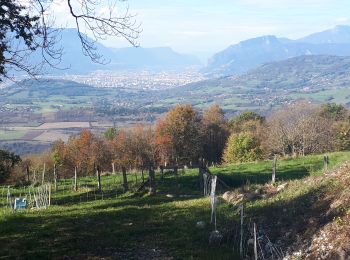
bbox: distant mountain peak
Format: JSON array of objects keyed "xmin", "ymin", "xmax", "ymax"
[
  {"xmin": 204, "ymin": 25, "xmax": 350, "ymax": 77},
  {"xmin": 238, "ymin": 35, "xmax": 280, "ymax": 47},
  {"xmin": 299, "ymin": 25, "xmax": 350, "ymax": 44}
]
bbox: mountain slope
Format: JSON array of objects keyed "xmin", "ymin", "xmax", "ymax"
[
  {"xmin": 111, "ymin": 46, "xmax": 200, "ymax": 70},
  {"xmin": 204, "ymin": 25, "xmax": 350, "ymax": 77},
  {"xmin": 299, "ymin": 25, "xmax": 350, "ymax": 44},
  {"xmin": 233, "ymin": 55, "xmax": 350, "ymax": 90},
  {"xmin": 158, "ymin": 55, "xmax": 350, "ymax": 112},
  {"xmin": 195, "ymin": 55, "xmax": 350, "ymax": 92}
]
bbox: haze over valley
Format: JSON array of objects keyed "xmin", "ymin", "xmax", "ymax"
[{"xmin": 2, "ymin": 25, "xmax": 350, "ymax": 154}]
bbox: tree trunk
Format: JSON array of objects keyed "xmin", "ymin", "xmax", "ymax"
[
  {"xmin": 149, "ymin": 165, "xmax": 156, "ymax": 195},
  {"xmin": 26, "ymin": 165, "xmax": 30, "ymax": 183},
  {"xmin": 199, "ymin": 163, "xmax": 205, "ymax": 192},
  {"xmin": 174, "ymin": 166, "xmax": 179, "ymax": 196},
  {"xmin": 160, "ymin": 166, "xmax": 164, "ymax": 180},
  {"xmin": 112, "ymin": 162, "xmax": 115, "ymax": 175},
  {"xmin": 122, "ymin": 167, "xmax": 128, "ymax": 192},
  {"xmin": 74, "ymin": 166, "xmax": 78, "ymax": 191},
  {"xmin": 141, "ymin": 167, "xmax": 145, "ymax": 183}
]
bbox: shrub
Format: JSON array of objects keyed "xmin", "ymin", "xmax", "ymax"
[{"xmin": 223, "ymin": 133, "xmax": 262, "ymax": 163}]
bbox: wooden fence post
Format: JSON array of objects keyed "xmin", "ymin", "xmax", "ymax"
[
  {"xmin": 97, "ymin": 165, "xmax": 102, "ymax": 192},
  {"xmin": 149, "ymin": 165, "xmax": 156, "ymax": 195},
  {"xmin": 272, "ymin": 154, "xmax": 277, "ymax": 184},
  {"xmin": 122, "ymin": 166, "xmax": 128, "ymax": 191},
  {"xmin": 254, "ymin": 223, "xmax": 258, "ymax": 260},
  {"xmin": 74, "ymin": 166, "xmax": 78, "ymax": 191},
  {"xmin": 53, "ymin": 164, "xmax": 57, "ymax": 191},
  {"xmin": 49, "ymin": 184, "xmax": 51, "ymax": 206},
  {"xmin": 324, "ymin": 155, "xmax": 329, "ymax": 172},
  {"xmin": 240, "ymin": 204, "xmax": 244, "ymax": 259},
  {"xmin": 42, "ymin": 163, "xmax": 46, "ymax": 185}
]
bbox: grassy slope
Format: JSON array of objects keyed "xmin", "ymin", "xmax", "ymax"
[{"xmin": 0, "ymin": 151, "xmax": 349, "ymax": 259}]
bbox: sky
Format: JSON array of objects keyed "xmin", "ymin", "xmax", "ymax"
[{"xmin": 50, "ymin": 0, "xmax": 350, "ymax": 59}]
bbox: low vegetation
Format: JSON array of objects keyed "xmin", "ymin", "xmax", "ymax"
[{"xmin": 0, "ymin": 151, "xmax": 349, "ymax": 259}]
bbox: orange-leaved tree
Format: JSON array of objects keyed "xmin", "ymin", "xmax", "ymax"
[{"xmin": 156, "ymin": 104, "xmax": 202, "ymax": 165}]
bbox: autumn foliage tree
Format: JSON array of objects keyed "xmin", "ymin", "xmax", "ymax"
[
  {"xmin": 155, "ymin": 104, "xmax": 202, "ymax": 165},
  {"xmin": 129, "ymin": 125, "xmax": 156, "ymax": 168}
]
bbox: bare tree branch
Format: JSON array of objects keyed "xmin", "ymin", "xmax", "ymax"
[{"xmin": 0, "ymin": 0, "xmax": 141, "ymax": 80}]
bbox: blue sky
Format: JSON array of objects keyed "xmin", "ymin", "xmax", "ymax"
[{"xmin": 52, "ymin": 0, "xmax": 350, "ymax": 58}]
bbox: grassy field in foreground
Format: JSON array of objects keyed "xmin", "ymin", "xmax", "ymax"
[{"xmin": 0, "ymin": 151, "xmax": 349, "ymax": 259}]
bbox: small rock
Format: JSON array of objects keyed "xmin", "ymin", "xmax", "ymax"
[
  {"xmin": 196, "ymin": 221, "xmax": 206, "ymax": 228},
  {"xmin": 277, "ymin": 183, "xmax": 288, "ymax": 192},
  {"xmin": 254, "ymin": 188, "xmax": 262, "ymax": 194},
  {"xmin": 222, "ymin": 191, "xmax": 236, "ymax": 202}
]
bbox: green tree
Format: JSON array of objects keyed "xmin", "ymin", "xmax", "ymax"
[
  {"xmin": 320, "ymin": 103, "xmax": 348, "ymax": 121},
  {"xmin": 229, "ymin": 111, "xmax": 264, "ymax": 133},
  {"xmin": 202, "ymin": 105, "xmax": 229, "ymax": 163},
  {"xmin": 104, "ymin": 128, "xmax": 119, "ymax": 141},
  {"xmin": 223, "ymin": 133, "xmax": 262, "ymax": 163},
  {"xmin": 0, "ymin": 149, "xmax": 21, "ymax": 183}
]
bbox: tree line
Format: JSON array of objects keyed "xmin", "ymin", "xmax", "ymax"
[{"xmin": 1, "ymin": 102, "xmax": 350, "ymax": 183}]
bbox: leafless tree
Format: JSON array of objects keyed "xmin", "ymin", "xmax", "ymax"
[
  {"xmin": 0, "ymin": 0, "xmax": 141, "ymax": 80},
  {"xmin": 266, "ymin": 102, "xmax": 335, "ymax": 157}
]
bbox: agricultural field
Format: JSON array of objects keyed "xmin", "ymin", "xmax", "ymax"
[
  {"xmin": 0, "ymin": 130, "xmax": 27, "ymax": 141},
  {"xmin": 0, "ymin": 122, "xmax": 93, "ymax": 142},
  {"xmin": 1, "ymin": 151, "xmax": 349, "ymax": 259}
]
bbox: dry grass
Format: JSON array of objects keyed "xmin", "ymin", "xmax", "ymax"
[{"xmin": 33, "ymin": 130, "xmax": 70, "ymax": 142}]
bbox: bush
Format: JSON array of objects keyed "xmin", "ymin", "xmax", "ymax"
[{"xmin": 223, "ymin": 133, "xmax": 262, "ymax": 163}]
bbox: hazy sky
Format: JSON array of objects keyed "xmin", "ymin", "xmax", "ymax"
[{"xmin": 51, "ymin": 0, "xmax": 350, "ymax": 58}]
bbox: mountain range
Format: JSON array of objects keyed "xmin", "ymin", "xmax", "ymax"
[
  {"xmin": 203, "ymin": 25, "xmax": 350, "ymax": 77},
  {"xmin": 14, "ymin": 25, "xmax": 350, "ymax": 78},
  {"xmin": 28, "ymin": 29, "xmax": 201, "ymax": 75}
]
